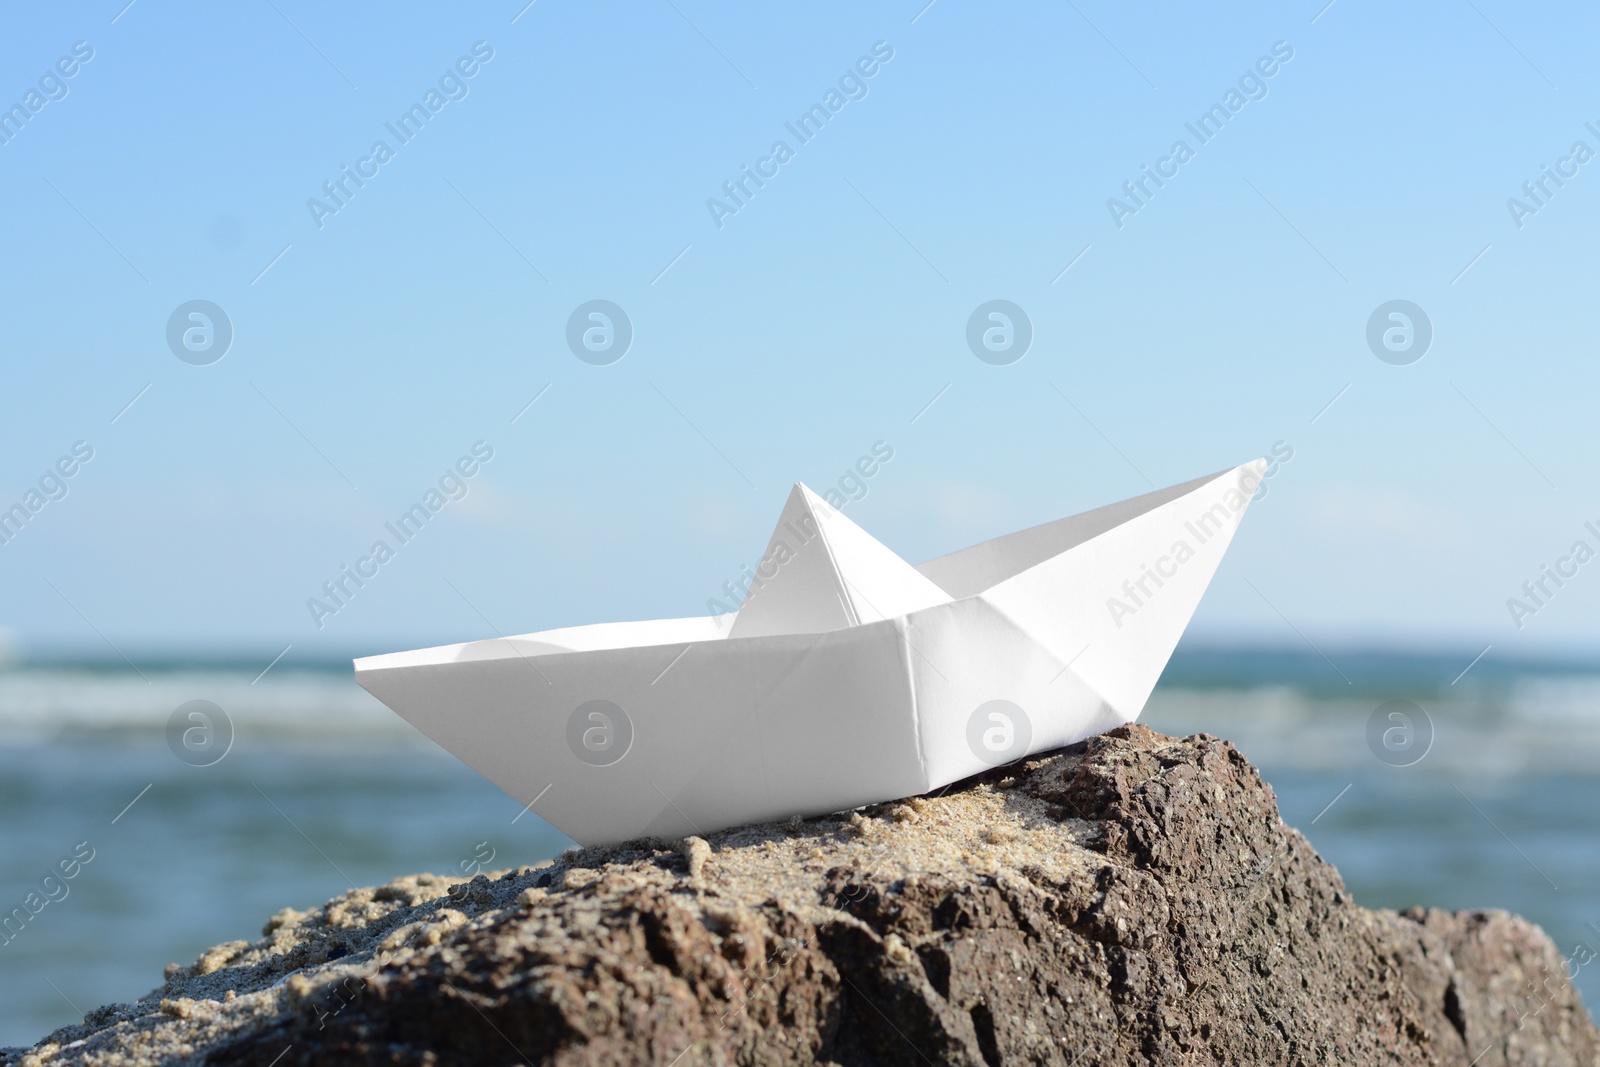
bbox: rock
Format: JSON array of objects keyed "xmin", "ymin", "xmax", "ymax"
[{"xmin": 8, "ymin": 725, "xmax": 1595, "ymax": 1066}]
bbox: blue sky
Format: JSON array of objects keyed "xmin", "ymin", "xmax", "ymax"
[{"xmin": 1, "ymin": 1, "xmax": 1596, "ymax": 664}]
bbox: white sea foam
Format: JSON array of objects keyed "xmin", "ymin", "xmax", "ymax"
[
  {"xmin": 1145, "ymin": 674, "xmax": 1600, "ymax": 778},
  {"xmin": 4, "ymin": 665, "xmax": 1597, "ymax": 773},
  {"xmin": 0, "ymin": 668, "xmax": 418, "ymax": 743}
]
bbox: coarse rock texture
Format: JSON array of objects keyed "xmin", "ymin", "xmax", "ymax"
[{"xmin": 5, "ymin": 725, "xmax": 1595, "ymax": 1066}]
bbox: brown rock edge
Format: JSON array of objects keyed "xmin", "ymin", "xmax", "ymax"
[{"xmin": 8, "ymin": 726, "xmax": 1596, "ymax": 1066}]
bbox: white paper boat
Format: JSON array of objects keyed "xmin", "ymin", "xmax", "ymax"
[{"xmin": 356, "ymin": 460, "xmax": 1265, "ymax": 845}]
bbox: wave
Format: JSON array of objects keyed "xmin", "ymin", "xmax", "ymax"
[
  {"xmin": 0, "ymin": 667, "xmax": 418, "ymax": 744},
  {"xmin": 2, "ymin": 660, "xmax": 1597, "ymax": 775},
  {"xmin": 1144, "ymin": 673, "xmax": 1600, "ymax": 777}
]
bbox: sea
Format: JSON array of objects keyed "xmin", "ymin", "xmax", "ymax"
[{"xmin": 1, "ymin": 646, "xmax": 1597, "ymax": 1048}]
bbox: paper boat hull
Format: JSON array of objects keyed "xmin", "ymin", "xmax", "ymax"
[{"xmin": 356, "ymin": 461, "xmax": 1265, "ymax": 845}]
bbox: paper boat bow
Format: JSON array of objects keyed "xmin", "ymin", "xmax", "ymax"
[{"xmin": 357, "ymin": 461, "xmax": 1266, "ymax": 845}]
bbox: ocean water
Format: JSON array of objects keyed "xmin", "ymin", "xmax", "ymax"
[{"xmin": 1, "ymin": 648, "xmax": 1596, "ymax": 1048}]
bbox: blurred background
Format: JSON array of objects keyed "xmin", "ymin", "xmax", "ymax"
[{"xmin": 2, "ymin": 0, "xmax": 1597, "ymax": 1047}]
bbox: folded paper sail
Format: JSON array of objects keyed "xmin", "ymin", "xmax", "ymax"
[{"xmin": 356, "ymin": 460, "xmax": 1267, "ymax": 845}]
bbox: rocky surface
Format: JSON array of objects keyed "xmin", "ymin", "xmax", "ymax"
[{"xmin": 5, "ymin": 725, "xmax": 1595, "ymax": 1066}]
